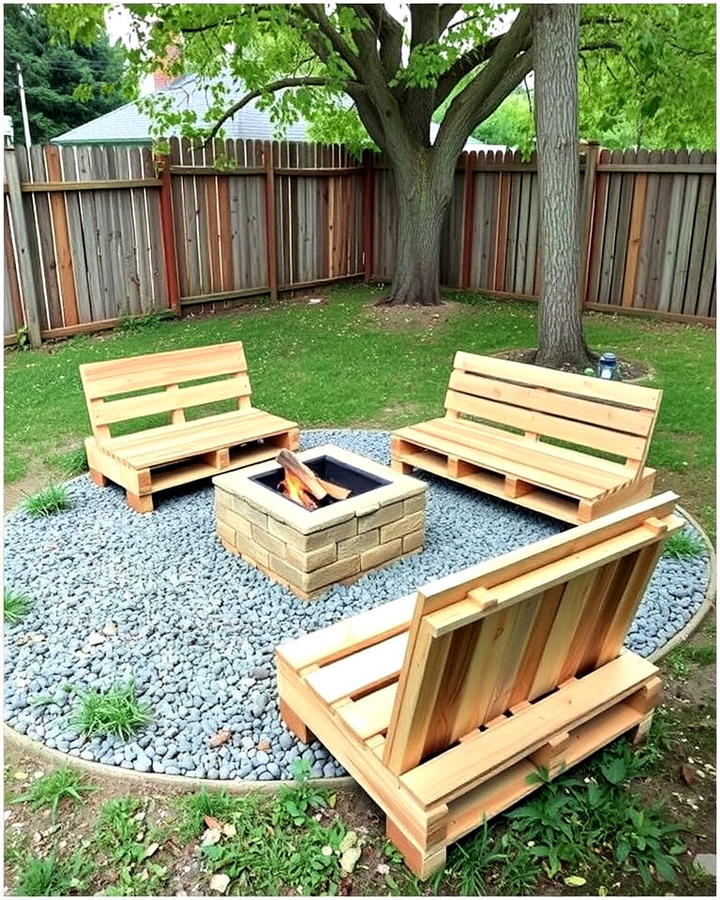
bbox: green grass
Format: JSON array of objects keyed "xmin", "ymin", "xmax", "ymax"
[
  {"xmin": 58, "ymin": 444, "xmax": 88, "ymax": 477},
  {"xmin": 13, "ymin": 766, "xmax": 95, "ymax": 823},
  {"xmin": 71, "ymin": 682, "xmax": 151, "ymax": 740},
  {"xmin": 665, "ymin": 640, "xmax": 716, "ymax": 679},
  {"xmin": 23, "ymin": 484, "xmax": 72, "ymax": 517},
  {"xmin": 13, "ymin": 852, "xmax": 89, "ymax": 896},
  {"xmin": 663, "ymin": 529, "xmax": 706, "ymax": 559},
  {"xmin": 4, "ymin": 588, "xmax": 32, "ymax": 624},
  {"xmin": 4, "ymin": 285, "xmax": 715, "ymax": 533}
]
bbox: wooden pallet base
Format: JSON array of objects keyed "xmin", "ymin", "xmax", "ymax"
[
  {"xmin": 87, "ymin": 428, "xmax": 299, "ymax": 513},
  {"xmin": 391, "ymin": 436, "xmax": 655, "ymax": 524},
  {"xmin": 278, "ymin": 650, "xmax": 660, "ymax": 879}
]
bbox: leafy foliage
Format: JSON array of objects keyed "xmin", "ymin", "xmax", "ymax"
[
  {"xmin": 71, "ymin": 682, "xmax": 151, "ymax": 740},
  {"xmin": 3, "ymin": 4, "xmax": 131, "ymax": 144}
]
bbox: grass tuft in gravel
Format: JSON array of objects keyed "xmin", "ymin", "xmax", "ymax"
[
  {"xmin": 13, "ymin": 766, "xmax": 95, "ymax": 823},
  {"xmin": 664, "ymin": 529, "xmax": 706, "ymax": 559},
  {"xmin": 4, "ymin": 588, "xmax": 32, "ymax": 623},
  {"xmin": 71, "ymin": 682, "xmax": 151, "ymax": 740},
  {"xmin": 23, "ymin": 484, "xmax": 71, "ymax": 517}
]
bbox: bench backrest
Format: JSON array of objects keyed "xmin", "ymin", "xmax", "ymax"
[
  {"xmin": 382, "ymin": 491, "xmax": 682, "ymax": 775},
  {"xmin": 79, "ymin": 342, "xmax": 252, "ymax": 442},
  {"xmin": 445, "ymin": 352, "xmax": 662, "ymax": 474}
]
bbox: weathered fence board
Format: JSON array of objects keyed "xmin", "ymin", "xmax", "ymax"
[{"xmin": 4, "ymin": 142, "xmax": 715, "ymax": 345}]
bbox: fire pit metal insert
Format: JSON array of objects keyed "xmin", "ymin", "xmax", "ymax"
[{"xmin": 213, "ymin": 444, "xmax": 427, "ymax": 599}]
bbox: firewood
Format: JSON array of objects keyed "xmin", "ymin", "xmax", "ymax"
[
  {"xmin": 318, "ymin": 477, "xmax": 351, "ymax": 500},
  {"xmin": 276, "ymin": 450, "xmax": 328, "ymax": 500}
]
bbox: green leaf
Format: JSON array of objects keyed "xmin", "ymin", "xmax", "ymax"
[
  {"xmin": 600, "ymin": 756, "xmax": 627, "ymax": 785},
  {"xmin": 564, "ymin": 875, "xmax": 587, "ymax": 886}
]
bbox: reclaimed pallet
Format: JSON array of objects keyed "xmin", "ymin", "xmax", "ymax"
[
  {"xmin": 391, "ymin": 352, "xmax": 662, "ymax": 523},
  {"xmin": 276, "ymin": 493, "xmax": 683, "ymax": 878},
  {"xmin": 80, "ymin": 342, "xmax": 299, "ymax": 512}
]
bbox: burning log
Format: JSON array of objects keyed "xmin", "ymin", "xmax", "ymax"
[{"xmin": 276, "ymin": 450, "xmax": 351, "ymax": 509}]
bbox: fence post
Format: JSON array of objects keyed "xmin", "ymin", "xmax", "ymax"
[
  {"xmin": 5, "ymin": 147, "xmax": 42, "ymax": 347},
  {"xmin": 460, "ymin": 151, "xmax": 477, "ymax": 289},
  {"xmin": 579, "ymin": 141, "xmax": 600, "ymax": 307},
  {"xmin": 263, "ymin": 141, "xmax": 278, "ymax": 302},
  {"xmin": 362, "ymin": 149, "xmax": 374, "ymax": 282},
  {"xmin": 155, "ymin": 152, "xmax": 181, "ymax": 314}
]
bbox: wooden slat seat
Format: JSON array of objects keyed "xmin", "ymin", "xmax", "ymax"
[
  {"xmin": 80, "ymin": 342, "xmax": 299, "ymax": 512},
  {"xmin": 391, "ymin": 352, "xmax": 663, "ymax": 523},
  {"xmin": 276, "ymin": 493, "xmax": 683, "ymax": 879}
]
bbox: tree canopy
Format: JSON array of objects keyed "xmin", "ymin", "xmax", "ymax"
[
  {"xmin": 4, "ymin": 3, "xmax": 131, "ymax": 145},
  {"xmin": 466, "ymin": 4, "xmax": 716, "ymax": 152}
]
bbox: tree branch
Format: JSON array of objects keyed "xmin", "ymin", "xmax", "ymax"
[
  {"xmin": 203, "ymin": 76, "xmax": 337, "ymax": 144},
  {"xmin": 436, "ymin": 7, "xmax": 533, "ymax": 157},
  {"xmin": 435, "ymin": 33, "xmax": 505, "ymax": 104},
  {"xmin": 300, "ymin": 4, "xmax": 363, "ymax": 77},
  {"xmin": 357, "ymin": 4, "xmax": 403, "ymax": 75},
  {"xmin": 438, "ymin": 4, "xmax": 462, "ymax": 33}
]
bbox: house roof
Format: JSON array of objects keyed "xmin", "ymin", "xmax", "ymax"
[
  {"xmin": 52, "ymin": 73, "xmax": 504, "ymax": 152},
  {"xmin": 52, "ymin": 74, "xmax": 311, "ymax": 145}
]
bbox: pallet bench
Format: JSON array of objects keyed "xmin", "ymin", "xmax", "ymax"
[
  {"xmin": 80, "ymin": 342, "xmax": 299, "ymax": 513},
  {"xmin": 391, "ymin": 352, "xmax": 663, "ymax": 523},
  {"xmin": 276, "ymin": 492, "xmax": 683, "ymax": 878}
]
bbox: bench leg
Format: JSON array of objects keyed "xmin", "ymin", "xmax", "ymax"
[
  {"xmin": 386, "ymin": 818, "xmax": 447, "ymax": 880},
  {"xmin": 127, "ymin": 491, "xmax": 154, "ymax": 514},
  {"xmin": 89, "ymin": 468, "xmax": 108, "ymax": 488},
  {"xmin": 630, "ymin": 711, "xmax": 655, "ymax": 746},
  {"xmin": 279, "ymin": 698, "xmax": 315, "ymax": 745},
  {"xmin": 391, "ymin": 458, "xmax": 413, "ymax": 475}
]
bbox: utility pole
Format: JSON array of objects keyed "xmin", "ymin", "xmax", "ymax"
[{"xmin": 16, "ymin": 62, "xmax": 33, "ymax": 149}]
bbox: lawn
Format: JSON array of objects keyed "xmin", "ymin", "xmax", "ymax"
[{"xmin": 4, "ymin": 284, "xmax": 716, "ymax": 535}]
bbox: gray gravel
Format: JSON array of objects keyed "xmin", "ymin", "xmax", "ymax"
[{"xmin": 4, "ymin": 430, "xmax": 711, "ymax": 780}]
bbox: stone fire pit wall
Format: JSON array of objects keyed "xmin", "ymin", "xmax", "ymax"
[{"xmin": 214, "ymin": 445, "xmax": 427, "ymax": 599}]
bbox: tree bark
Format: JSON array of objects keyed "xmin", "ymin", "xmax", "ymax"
[
  {"xmin": 382, "ymin": 149, "xmax": 455, "ymax": 306},
  {"xmin": 533, "ymin": 4, "xmax": 594, "ymax": 370}
]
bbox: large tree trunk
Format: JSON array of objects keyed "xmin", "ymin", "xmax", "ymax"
[
  {"xmin": 382, "ymin": 150, "xmax": 454, "ymax": 306},
  {"xmin": 533, "ymin": 4, "xmax": 593, "ymax": 370}
]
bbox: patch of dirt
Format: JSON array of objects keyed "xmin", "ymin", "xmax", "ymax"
[
  {"xmin": 494, "ymin": 347, "xmax": 653, "ymax": 382},
  {"xmin": 654, "ymin": 465, "xmax": 715, "ymax": 535},
  {"xmin": 4, "ymin": 468, "xmax": 54, "ymax": 513},
  {"xmin": 364, "ymin": 299, "xmax": 466, "ymax": 332},
  {"xmin": 181, "ymin": 290, "xmax": 334, "ymax": 322}
]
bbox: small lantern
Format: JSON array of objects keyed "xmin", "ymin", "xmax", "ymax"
[{"xmin": 597, "ymin": 352, "xmax": 618, "ymax": 380}]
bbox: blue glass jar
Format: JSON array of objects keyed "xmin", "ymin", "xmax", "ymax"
[{"xmin": 597, "ymin": 352, "xmax": 618, "ymax": 380}]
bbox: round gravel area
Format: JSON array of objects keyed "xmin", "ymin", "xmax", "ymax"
[{"xmin": 4, "ymin": 430, "xmax": 711, "ymax": 781}]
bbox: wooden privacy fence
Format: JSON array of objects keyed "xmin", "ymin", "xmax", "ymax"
[
  {"xmin": 371, "ymin": 146, "xmax": 716, "ymax": 323},
  {"xmin": 4, "ymin": 138, "xmax": 364, "ymax": 345},
  {"xmin": 4, "ymin": 140, "xmax": 715, "ymax": 346}
]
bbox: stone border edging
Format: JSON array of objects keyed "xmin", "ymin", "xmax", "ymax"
[
  {"xmin": 3, "ymin": 723, "xmax": 356, "ymax": 795},
  {"xmin": 4, "ymin": 486, "xmax": 714, "ymax": 793}
]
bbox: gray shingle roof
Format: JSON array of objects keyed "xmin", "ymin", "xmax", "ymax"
[
  {"xmin": 52, "ymin": 74, "xmax": 311, "ymax": 145},
  {"xmin": 52, "ymin": 73, "xmax": 504, "ymax": 152}
]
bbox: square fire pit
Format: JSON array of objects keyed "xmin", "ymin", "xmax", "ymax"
[{"xmin": 213, "ymin": 444, "xmax": 426, "ymax": 599}]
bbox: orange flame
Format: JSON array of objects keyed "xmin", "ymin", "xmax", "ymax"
[{"xmin": 280, "ymin": 471, "xmax": 318, "ymax": 510}]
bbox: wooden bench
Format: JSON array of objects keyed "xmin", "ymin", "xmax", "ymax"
[
  {"xmin": 276, "ymin": 492, "xmax": 683, "ymax": 878},
  {"xmin": 80, "ymin": 342, "xmax": 299, "ymax": 513},
  {"xmin": 391, "ymin": 352, "xmax": 662, "ymax": 523}
]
